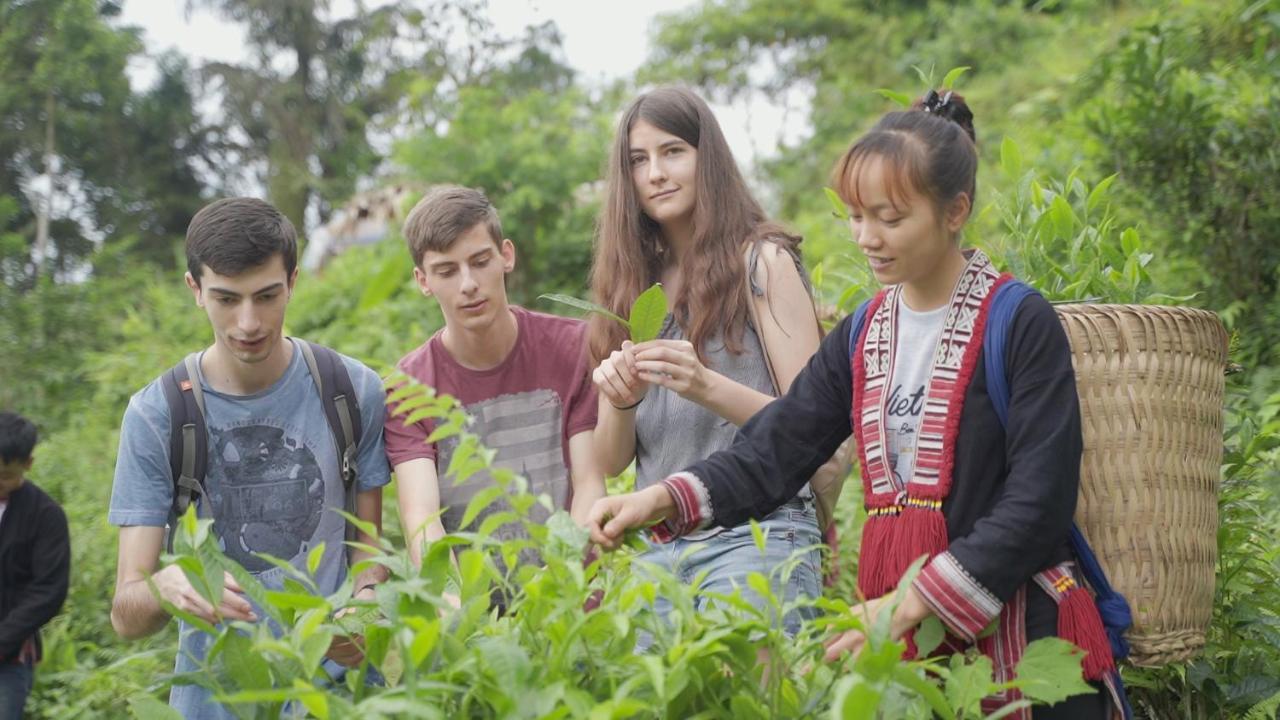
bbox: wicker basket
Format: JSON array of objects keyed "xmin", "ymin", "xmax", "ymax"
[{"xmin": 1055, "ymin": 304, "xmax": 1228, "ymax": 666}]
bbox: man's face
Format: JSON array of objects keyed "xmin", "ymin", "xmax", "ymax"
[
  {"xmin": 186, "ymin": 254, "xmax": 297, "ymax": 366},
  {"xmin": 0, "ymin": 459, "xmax": 30, "ymax": 499},
  {"xmin": 414, "ymin": 223, "xmax": 515, "ymax": 335}
]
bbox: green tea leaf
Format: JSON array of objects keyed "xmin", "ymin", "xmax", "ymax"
[
  {"xmin": 941, "ymin": 66, "xmax": 971, "ymax": 90},
  {"xmin": 750, "ymin": 518, "xmax": 767, "ymax": 553},
  {"xmin": 129, "ymin": 694, "xmax": 186, "ymax": 720},
  {"xmin": 914, "ymin": 615, "xmax": 945, "ymax": 658},
  {"xmin": 1086, "ymin": 173, "xmax": 1118, "ymax": 215},
  {"xmin": 1013, "ymin": 637, "xmax": 1094, "ymax": 706},
  {"xmin": 1001, "ymin": 136, "xmax": 1023, "ymax": 177},
  {"xmin": 357, "ymin": 252, "xmax": 404, "ymax": 312},
  {"xmin": 306, "ymin": 542, "xmax": 325, "ymax": 577},
  {"xmin": 539, "ymin": 293, "xmax": 629, "ymax": 328},
  {"xmin": 222, "ymin": 631, "xmax": 273, "ymax": 691},
  {"xmin": 832, "ymin": 674, "xmax": 881, "ymax": 720},
  {"xmin": 875, "ymin": 88, "xmax": 912, "ymax": 107},
  {"xmin": 891, "ymin": 665, "xmax": 956, "ymax": 720},
  {"xmin": 945, "ymin": 653, "xmax": 995, "ymax": 716},
  {"xmin": 629, "ymin": 283, "xmax": 668, "ymax": 343},
  {"xmin": 824, "ymin": 187, "xmax": 850, "ymax": 220},
  {"xmin": 910, "ymin": 63, "xmax": 934, "ymax": 87}
]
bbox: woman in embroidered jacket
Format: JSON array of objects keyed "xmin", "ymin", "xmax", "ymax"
[
  {"xmin": 587, "ymin": 86, "xmax": 825, "ymax": 638},
  {"xmin": 587, "ymin": 92, "xmax": 1118, "ymax": 719}
]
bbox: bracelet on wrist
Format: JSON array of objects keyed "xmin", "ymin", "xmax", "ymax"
[
  {"xmin": 356, "ymin": 583, "xmax": 378, "ymax": 596},
  {"xmin": 610, "ymin": 397, "xmax": 643, "ymax": 411}
]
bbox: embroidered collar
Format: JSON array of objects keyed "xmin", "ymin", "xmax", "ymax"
[{"xmin": 852, "ymin": 247, "xmax": 1011, "ymax": 598}]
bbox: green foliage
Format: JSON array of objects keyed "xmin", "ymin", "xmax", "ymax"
[
  {"xmin": 288, "ymin": 236, "xmax": 441, "ymax": 370},
  {"xmin": 1078, "ymin": 0, "xmax": 1280, "ymax": 365},
  {"xmin": 190, "ymin": 0, "xmax": 424, "ymax": 230},
  {"xmin": 125, "ymin": 378, "xmax": 1090, "ymax": 719},
  {"xmin": 1123, "ymin": 389, "xmax": 1280, "ymax": 719},
  {"xmin": 0, "ymin": 0, "xmax": 204, "ymax": 279},
  {"xmin": 984, "ymin": 141, "xmax": 1180, "ymax": 305},
  {"xmin": 392, "ymin": 74, "xmax": 613, "ymax": 302}
]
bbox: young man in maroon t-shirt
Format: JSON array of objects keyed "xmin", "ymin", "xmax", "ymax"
[{"xmin": 385, "ymin": 185, "xmax": 604, "ymax": 572}]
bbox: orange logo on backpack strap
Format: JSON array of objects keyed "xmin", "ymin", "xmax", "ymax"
[{"xmin": 180, "ymin": 380, "xmax": 193, "ymax": 391}]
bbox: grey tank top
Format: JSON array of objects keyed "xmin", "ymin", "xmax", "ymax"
[{"xmin": 635, "ymin": 312, "xmax": 805, "ymax": 538}]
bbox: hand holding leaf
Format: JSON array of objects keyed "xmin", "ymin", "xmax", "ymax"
[{"xmin": 542, "ymin": 284, "xmax": 670, "ymax": 411}]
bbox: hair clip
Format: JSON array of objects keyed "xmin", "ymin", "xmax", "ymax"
[{"xmin": 922, "ymin": 89, "xmax": 954, "ymax": 115}]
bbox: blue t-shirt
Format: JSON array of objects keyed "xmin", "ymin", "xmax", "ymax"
[{"xmin": 109, "ymin": 340, "xmax": 390, "ymax": 719}]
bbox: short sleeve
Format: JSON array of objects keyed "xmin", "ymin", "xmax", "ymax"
[
  {"xmin": 108, "ymin": 385, "xmax": 178, "ymax": 528},
  {"xmin": 384, "ymin": 370, "xmax": 437, "ymax": 467}
]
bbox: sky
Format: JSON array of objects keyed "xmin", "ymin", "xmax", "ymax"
[{"xmin": 116, "ymin": 0, "xmax": 811, "ymax": 207}]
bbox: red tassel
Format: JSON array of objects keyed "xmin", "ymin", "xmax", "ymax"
[
  {"xmin": 857, "ymin": 515, "xmax": 894, "ymax": 598},
  {"xmin": 893, "ymin": 505, "xmax": 949, "ymax": 578},
  {"xmin": 1058, "ymin": 587, "xmax": 1115, "ymax": 680}
]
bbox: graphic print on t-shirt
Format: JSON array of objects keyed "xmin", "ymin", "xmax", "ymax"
[
  {"xmin": 886, "ymin": 382, "xmax": 927, "ymax": 488},
  {"xmin": 436, "ymin": 388, "xmax": 566, "ymax": 564},
  {"xmin": 207, "ymin": 419, "xmax": 325, "ymax": 572}
]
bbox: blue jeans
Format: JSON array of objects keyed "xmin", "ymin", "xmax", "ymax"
[
  {"xmin": 0, "ymin": 663, "xmax": 33, "ymax": 720},
  {"xmin": 636, "ymin": 497, "xmax": 822, "ymax": 648}
]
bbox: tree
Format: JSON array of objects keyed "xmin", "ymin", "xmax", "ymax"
[
  {"xmin": 0, "ymin": 1, "xmax": 213, "ymax": 282},
  {"xmin": 0, "ymin": 0, "xmax": 139, "ymax": 282},
  {"xmin": 392, "ymin": 21, "xmax": 616, "ymax": 300},
  {"xmin": 189, "ymin": 0, "xmax": 425, "ymax": 232}
]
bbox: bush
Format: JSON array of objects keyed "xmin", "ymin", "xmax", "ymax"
[{"xmin": 125, "ymin": 376, "xmax": 1094, "ymax": 720}]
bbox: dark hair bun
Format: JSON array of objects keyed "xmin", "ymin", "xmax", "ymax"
[{"xmin": 911, "ymin": 89, "xmax": 976, "ymax": 142}]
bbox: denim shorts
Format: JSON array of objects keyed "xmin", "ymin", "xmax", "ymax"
[{"xmin": 635, "ymin": 496, "xmax": 823, "ymax": 644}]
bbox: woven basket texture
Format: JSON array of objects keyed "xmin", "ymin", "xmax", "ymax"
[{"xmin": 1055, "ymin": 304, "xmax": 1228, "ymax": 666}]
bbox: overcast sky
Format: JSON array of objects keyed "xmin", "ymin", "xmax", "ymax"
[{"xmin": 117, "ymin": 0, "xmax": 809, "ymax": 209}]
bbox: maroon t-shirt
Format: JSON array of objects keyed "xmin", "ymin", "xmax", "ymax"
[{"xmin": 385, "ymin": 306, "xmax": 597, "ymax": 536}]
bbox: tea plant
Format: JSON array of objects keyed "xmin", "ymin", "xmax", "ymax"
[{"xmin": 123, "ymin": 374, "xmax": 1094, "ymax": 719}]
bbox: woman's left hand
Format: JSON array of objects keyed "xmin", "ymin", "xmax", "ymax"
[
  {"xmin": 633, "ymin": 339, "xmax": 712, "ymax": 403},
  {"xmin": 823, "ymin": 586, "xmax": 933, "ymax": 662}
]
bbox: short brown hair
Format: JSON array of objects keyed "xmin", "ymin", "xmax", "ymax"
[
  {"xmin": 185, "ymin": 198, "xmax": 298, "ymax": 285},
  {"xmin": 402, "ymin": 185, "xmax": 503, "ymax": 267}
]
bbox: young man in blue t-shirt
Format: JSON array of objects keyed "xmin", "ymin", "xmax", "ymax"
[{"xmin": 107, "ymin": 198, "xmax": 392, "ymax": 719}]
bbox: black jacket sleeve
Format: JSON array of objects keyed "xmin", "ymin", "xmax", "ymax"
[
  {"xmin": 686, "ymin": 313, "xmax": 856, "ymax": 528},
  {"xmin": 0, "ymin": 496, "xmax": 71, "ymax": 660},
  {"xmin": 945, "ymin": 293, "xmax": 1083, "ymax": 602}
]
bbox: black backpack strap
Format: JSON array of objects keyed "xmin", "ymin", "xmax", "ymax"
[
  {"xmin": 295, "ymin": 340, "xmax": 363, "ymax": 544},
  {"xmin": 159, "ymin": 352, "xmax": 209, "ymax": 553}
]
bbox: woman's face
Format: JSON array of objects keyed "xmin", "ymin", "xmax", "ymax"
[
  {"xmin": 628, "ymin": 119, "xmax": 698, "ymax": 227},
  {"xmin": 847, "ymin": 155, "xmax": 961, "ymax": 292}
]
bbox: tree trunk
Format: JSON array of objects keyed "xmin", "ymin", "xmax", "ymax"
[{"xmin": 33, "ymin": 91, "xmax": 54, "ymax": 276}]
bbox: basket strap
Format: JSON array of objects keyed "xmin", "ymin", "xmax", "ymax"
[{"xmin": 982, "ymin": 280, "xmax": 1135, "ymax": 668}]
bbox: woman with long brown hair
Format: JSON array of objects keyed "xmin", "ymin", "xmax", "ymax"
[{"xmin": 587, "ymin": 86, "xmax": 823, "ymax": 640}]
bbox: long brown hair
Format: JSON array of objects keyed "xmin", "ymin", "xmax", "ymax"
[{"xmin": 588, "ymin": 86, "xmax": 798, "ymax": 366}]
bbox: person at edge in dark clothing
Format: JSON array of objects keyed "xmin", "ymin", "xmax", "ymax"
[
  {"xmin": 0, "ymin": 412, "xmax": 71, "ymax": 719},
  {"xmin": 585, "ymin": 92, "xmax": 1120, "ymax": 719}
]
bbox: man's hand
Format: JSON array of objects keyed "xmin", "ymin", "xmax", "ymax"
[
  {"xmin": 327, "ymin": 584, "xmax": 377, "ymax": 668},
  {"xmin": 152, "ymin": 565, "xmax": 256, "ymax": 625},
  {"xmin": 586, "ymin": 485, "xmax": 676, "ymax": 550}
]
